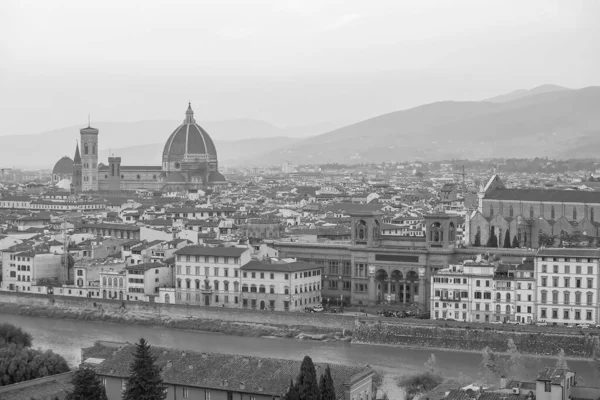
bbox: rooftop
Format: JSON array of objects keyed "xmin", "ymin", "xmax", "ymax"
[
  {"xmin": 241, "ymin": 260, "xmax": 322, "ymax": 273},
  {"xmin": 536, "ymin": 248, "xmax": 600, "ymax": 258},
  {"xmin": 174, "ymin": 245, "xmax": 249, "ymax": 257}
]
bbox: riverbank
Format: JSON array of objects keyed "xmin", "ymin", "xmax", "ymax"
[{"xmin": 0, "ymin": 302, "xmax": 353, "ymax": 342}]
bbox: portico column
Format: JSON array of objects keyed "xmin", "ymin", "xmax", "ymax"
[{"xmin": 368, "ymin": 275, "xmax": 376, "ymax": 306}]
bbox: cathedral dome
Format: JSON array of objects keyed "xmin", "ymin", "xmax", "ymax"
[
  {"xmin": 163, "ymin": 103, "xmax": 217, "ymax": 159},
  {"xmin": 52, "ymin": 156, "xmax": 73, "ymax": 175}
]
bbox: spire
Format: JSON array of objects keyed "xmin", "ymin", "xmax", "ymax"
[
  {"xmin": 184, "ymin": 102, "xmax": 195, "ymax": 124},
  {"xmin": 73, "ymin": 141, "xmax": 81, "ymax": 165}
]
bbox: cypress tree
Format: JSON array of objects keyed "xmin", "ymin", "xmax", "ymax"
[
  {"xmin": 67, "ymin": 368, "xmax": 107, "ymax": 400},
  {"xmin": 122, "ymin": 338, "xmax": 166, "ymax": 400},
  {"xmin": 297, "ymin": 356, "xmax": 321, "ymax": 400},
  {"xmin": 319, "ymin": 365, "xmax": 336, "ymax": 400},
  {"xmin": 486, "ymin": 233, "xmax": 498, "ymax": 248},
  {"xmin": 503, "ymin": 230, "xmax": 511, "ymax": 248},
  {"xmin": 511, "ymin": 236, "xmax": 519, "ymax": 248},
  {"xmin": 284, "ymin": 378, "xmax": 300, "ymax": 400},
  {"xmin": 473, "ymin": 231, "xmax": 481, "ymax": 247}
]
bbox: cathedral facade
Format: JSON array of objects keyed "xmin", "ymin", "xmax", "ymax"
[
  {"xmin": 468, "ymin": 175, "xmax": 600, "ymax": 249},
  {"xmin": 61, "ymin": 104, "xmax": 225, "ymax": 193}
]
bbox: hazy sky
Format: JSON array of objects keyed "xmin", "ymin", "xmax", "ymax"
[{"xmin": 1, "ymin": 0, "xmax": 598, "ymax": 136}]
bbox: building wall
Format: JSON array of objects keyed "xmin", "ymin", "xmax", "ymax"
[{"xmin": 535, "ymin": 256, "xmax": 599, "ymax": 325}]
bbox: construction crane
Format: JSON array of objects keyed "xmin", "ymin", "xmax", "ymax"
[{"xmin": 452, "ymin": 165, "xmax": 468, "ymax": 196}]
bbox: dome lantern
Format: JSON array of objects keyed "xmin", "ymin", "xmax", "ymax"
[{"xmin": 184, "ymin": 102, "xmax": 196, "ymax": 124}]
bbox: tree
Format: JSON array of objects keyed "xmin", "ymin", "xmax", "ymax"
[
  {"xmin": 284, "ymin": 379, "xmax": 300, "ymax": 400},
  {"xmin": 122, "ymin": 338, "xmax": 166, "ymax": 400},
  {"xmin": 296, "ymin": 356, "xmax": 321, "ymax": 400},
  {"xmin": 479, "ymin": 346, "xmax": 499, "ymax": 384},
  {"xmin": 0, "ymin": 323, "xmax": 32, "ymax": 347},
  {"xmin": 473, "ymin": 231, "xmax": 481, "ymax": 247},
  {"xmin": 555, "ymin": 348, "xmax": 569, "ymax": 370},
  {"xmin": 67, "ymin": 368, "xmax": 107, "ymax": 400},
  {"xmin": 398, "ymin": 372, "xmax": 443, "ymax": 400},
  {"xmin": 319, "ymin": 365, "xmax": 336, "ymax": 400},
  {"xmin": 504, "ymin": 339, "xmax": 524, "ymax": 378},
  {"xmin": 503, "ymin": 230, "xmax": 511, "ymax": 248},
  {"xmin": 486, "ymin": 233, "xmax": 498, "ymax": 248},
  {"xmin": 511, "ymin": 236, "xmax": 519, "ymax": 248},
  {"xmin": 0, "ymin": 344, "xmax": 69, "ymax": 386},
  {"xmin": 424, "ymin": 354, "xmax": 437, "ymax": 374}
]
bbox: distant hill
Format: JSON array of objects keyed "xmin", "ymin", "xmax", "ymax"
[
  {"xmin": 484, "ymin": 84, "xmax": 571, "ymax": 103},
  {"xmin": 0, "ymin": 119, "xmax": 325, "ymax": 169},
  {"xmin": 98, "ymin": 137, "xmax": 298, "ymax": 167},
  {"xmin": 247, "ymin": 86, "xmax": 600, "ymax": 165}
]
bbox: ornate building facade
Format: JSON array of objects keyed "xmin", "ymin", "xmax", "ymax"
[
  {"xmin": 62, "ymin": 104, "xmax": 225, "ymax": 193},
  {"xmin": 468, "ymin": 175, "xmax": 600, "ymax": 249}
]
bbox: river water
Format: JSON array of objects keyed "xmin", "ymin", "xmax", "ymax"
[{"xmin": 1, "ymin": 314, "xmax": 596, "ymax": 382}]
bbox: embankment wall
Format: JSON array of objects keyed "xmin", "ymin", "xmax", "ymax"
[{"xmin": 353, "ymin": 320, "xmax": 599, "ymax": 358}]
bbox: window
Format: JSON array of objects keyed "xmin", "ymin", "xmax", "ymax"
[
  {"xmin": 587, "ymin": 311, "xmax": 593, "ymax": 321},
  {"xmin": 553, "ymin": 265, "xmax": 559, "ymax": 274},
  {"xmin": 576, "ymin": 292, "xmax": 582, "ymax": 304},
  {"xmin": 553, "ymin": 277, "xmax": 558, "ymax": 287},
  {"xmin": 541, "ymin": 309, "xmax": 547, "ymax": 319},
  {"xmin": 587, "ymin": 292, "xmax": 593, "ymax": 306},
  {"xmin": 564, "ymin": 310, "xmax": 570, "ymax": 320},
  {"xmin": 551, "ymin": 206, "xmax": 555, "ymax": 219},
  {"xmin": 541, "ymin": 291, "xmax": 547, "ymax": 303},
  {"xmin": 577, "ymin": 266, "xmax": 582, "ymax": 274},
  {"xmin": 476, "ymin": 280, "xmax": 481, "ymax": 287},
  {"xmin": 183, "ymin": 388, "xmax": 189, "ymax": 398},
  {"xmin": 542, "ymin": 265, "xmax": 547, "ymax": 273},
  {"xmin": 573, "ymin": 208, "xmax": 578, "ymax": 220},
  {"xmin": 529, "ymin": 206, "xmax": 534, "ymax": 219},
  {"xmin": 588, "ymin": 278, "xmax": 593, "ymax": 289},
  {"xmin": 552, "ymin": 291, "xmax": 558, "ymax": 304},
  {"xmin": 589, "ymin": 266, "xmax": 594, "ymax": 275},
  {"xmin": 564, "ymin": 292, "xmax": 570, "ymax": 305},
  {"xmin": 541, "ymin": 277, "xmax": 547, "ymax": 287},
  {"xmin": 552, "ymin": 309, "xmax": 558, "ymax": 319},
  {"xmin": 565, "ymin": 277, "xmax": 570, "ymax": 287},
  {"xmin": 545, "ymin": 382, "xmax": 551, "ymax": 392}
]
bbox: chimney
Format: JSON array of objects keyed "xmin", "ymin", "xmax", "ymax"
[{"xmin": 500, "ymin": 375, "xmax": 507, "ymax": 389}]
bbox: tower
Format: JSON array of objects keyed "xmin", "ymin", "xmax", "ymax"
[
  {"xmin": 72, "ymin": 142, "xmax": 82, "ymax": 194},
  {"xmin": 108, "ymin": 156, "xmax": 122, "ymax": 191},
  {"xmin": 80, "ymin": 122, "xmax": 99, "ymax": 191}
]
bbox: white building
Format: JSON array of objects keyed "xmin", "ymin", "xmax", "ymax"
[
  {"xmin": 535, "ymin": 248, "xmax": 600, "ymax": 326},
  {"xmin": 125, "ymin": 262, "xmax": 172, "ymax": 301},
  {"xmin": 239, "ymin": 260, "xmax": 323, "ymax": 311},
  {"xmin": 513, "ymin": 261, "xmax": 536, "ymax": 324},
  {"xmin": 172, "ymin": 245, "xmax": 251, "ymax": 307},
  {"xmin": 0, "ymin": 248, "xmax": 63, "ymax": 292}
]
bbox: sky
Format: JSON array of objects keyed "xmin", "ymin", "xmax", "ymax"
[{"xmin": 1, "ymin": 0, "xmax": 599, "ymax": 136}]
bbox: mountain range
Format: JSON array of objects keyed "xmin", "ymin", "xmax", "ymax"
[{"xmin": 3, "ymin": 84, "xmax": 599, "ymax": 169}]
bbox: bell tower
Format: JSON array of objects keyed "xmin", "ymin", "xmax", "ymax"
[
  {"xmin": 80, "ymin": 120, "xmax": 99, "ymax": 192},
  {"xmin": 349, "ymin": 210, "xmax": 382, "ymax": 246},
  {"xmin": 72, "ymin": 142, "xmax": 82, "ymax": 194},
  {"xmin": 108, "ymin": 156, "xmax": 121, "ymax": 191}
]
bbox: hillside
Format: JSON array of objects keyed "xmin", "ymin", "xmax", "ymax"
[
  {"xmin": 98, "ymin": 137, "xmax": 298, "ymax": 166},
  {"xmin": 484, "ymin": 84, "xmax": 571, "ymax": 103},
  {"xmin": 0, "ymin": 119, "xmax": 321, "ymax": 169},
  {"xmin": 249, "ymin": 86, "xmax": 600, "ymax": 165}
]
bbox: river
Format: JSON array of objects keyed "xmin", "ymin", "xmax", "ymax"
[{"xmin": 2, "ymin": 314, "xmax": 597, "ymax": 383}]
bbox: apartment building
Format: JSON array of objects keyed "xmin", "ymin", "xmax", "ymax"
[
  {"xmin": 513, "ymin": 261, "xmax": 535, "ymax": 324},
  {"xmin": 535, "ymin": 248, "xmax": 600, "ymax": 325},
  {"xmin": 0, "ymin": 248, "xmax": 63, "ymax": 292},
  {"xmin": 239, "ymin": 260, "xmax": 323, "ymax": 311},
  {"xmin": 172, "ymin": 245, "xmax": 251, "ymax": 307},
  {"xmin": 125, "ymin": 262, "xmax": 172, "ymax": 301},
  {"xmin": 430, "ymin": 261, "xmax": 497, "ymax": 323},
  {"xmin": 493, "ymin": 265, "xmax": 515, "ymax": 323}
]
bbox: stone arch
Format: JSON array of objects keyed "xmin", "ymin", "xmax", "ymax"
[
  {"xmin": 430, "ymin": 222, "xmax": 443, "ymax": 242},
  {"xmin": 406, "ymin": 270, "xmax": 418, "ymax": 282},
  {"xmin": 356, "ymin": 219, "xmax": 368, "ymax": 241},
  {"xmin": 391, "ymin": 270, "xmax": 403, "ymax": 281},
  {"xmin": 165, "ymin": 293, "xmax": 170, "ymax": 303}
]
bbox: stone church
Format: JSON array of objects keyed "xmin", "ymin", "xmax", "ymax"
[
  {"xmin": 468, "ymin": 175, "xmax": 600, "ymax": 248},
  {"xmin": 55, "ymin": 103, "xmax": 226, "ymax": 193}
]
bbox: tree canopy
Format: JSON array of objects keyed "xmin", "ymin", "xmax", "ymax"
[
  {"xmin": 0, "ymin": 323, "xmax": 32, "ymax": 347},
  {"xmin": 296, "ymin": 356, "xmax": 321, "ymax": 400},
  {"xmin": 122, "ymin": 338, "xmax": 167, "ymax": 400},
  {"xmin": 0, "ymin": 344, "xmax": 69, "ymax": 386},
  {"xmin": 319, "ymin": 365, "xmax": 336, "ymax": 400},
  {"xmin": 67, "ymin": 368, "xmax": 107, "ymax": 400}
]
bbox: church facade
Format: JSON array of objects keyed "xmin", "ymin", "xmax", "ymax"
[
  {"xmin": 61, "ymin": 104, "xmax": 225, "ymax": 193},
  {"xmin": 468, "ymin": 175, "xmax": 600, "ymax": 249}
]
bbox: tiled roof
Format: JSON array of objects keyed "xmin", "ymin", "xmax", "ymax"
[
  {"xmin": 93, "ymin": 344, "xmax": 372, "ymax": 398},
  {"xmin": 485, "ymin": 188, "xmax": 600, "ymax": 204},
  {"xmin": 125, "ymin": 262, "xmax": 166, "ymax": 271},
  {"xmin": 241, "ymin": 260, "xmax": 322, "ymax": 273},
  {"xmin": 536, "ymin": 367, "xmax": 571, "ymax": 384},
  {"xmin": 174, "ymin": 245, "xmax": 248, "ymax": 257},
  {"xmin": 536, "ymin": 248, "xmax": 600, "ymax": 258},
  {"xmin": 81, "ymin": 223, "xmax": 140, "ymax": 231}
]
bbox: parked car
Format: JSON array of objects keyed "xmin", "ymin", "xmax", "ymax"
[
  {"xmin": 536, "ymin": 321, "xmax": 548, "ymax": 326},
  {"xmin": 507, "ymin": 320, "xmax": 521, "ymax": 325},
  {"xmin": 312, "ymin": 305, "xmax": 324, "ymax": 313},
  {"xmin": 576, "ymin": 323, "xmax": 590, "ymax": 329},
  {"xmin": 490, "ymin": 321, "xmax": 503, "ymax": 325}
]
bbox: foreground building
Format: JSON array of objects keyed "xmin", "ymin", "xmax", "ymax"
[{"xmin": 83, "ymin": 341, "xmax": 374, "ymax": 400}]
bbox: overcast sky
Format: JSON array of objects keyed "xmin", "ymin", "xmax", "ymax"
[{"xmin": 1, "ymin": 0, "xmax": 598, "ymax": 136}]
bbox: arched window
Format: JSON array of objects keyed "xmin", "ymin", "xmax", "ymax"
[
  {"xmin": 92, "ymin": 144, "xmax": 96, "ymax": 155},
  {"xmin": 108, "ymin": 277, "xmax": 113, "ymax": 286},
  {"xmin": 119, "ymin": 278, "xmax": 123, "ymax": 287},
  {"xmin": 102, "ymin": 277, "xmax": 106, "ymax": 286},
  {"xmin": 592, "ymin": 208, "xmax": 595, "ymax": 223},
  {"xmin": 111, "ymin": 164, "xmax": 115, "ymax": 176},
  {"xmin": 495, "ymin": 304, "xmax": 501, "ymax": 313},
  {"xmin": 551, "ymin": 206, "xmax": 555, "ymax": 220},
  {"xmin": 573, "ymin": 208, "xmax": 578, "ymax": 221},
  {"xmin": 505, "ymin": 305, "xmax": 510, "ymax": 314},
  {"xmin": 529, "ymin": 206, "xmax": 534, "ymax": 219},
  {"xmin": 490, "ymin": 205, "xmax": 494, "ymax": 216},
  {"xmin": 84, "ymin": 144, "xmax": 88, "ymax": 155},
  {"xmin": 506, "ymin": 293, "xmax": 511, "ymax": 302},
  {"xmin": 214, "ymin": 281, "xmax": 219, "ymax": 291},
  {"xmin": 496, "ymin": 292, "xmax": 501, "ymax": 300},
  {"xmin": 509, "ymin": 205, "xmax": 514, "ymax": 217}
]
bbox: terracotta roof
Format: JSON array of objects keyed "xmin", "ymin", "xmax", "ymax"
[
  {"xmin": 536, "ymin": 367, "xmax": 571, "ymax": 384},
  {"xmin": 486, "ymin": 188, "xmax": 600, "ymax": 204},
  {"xmin": 125, "ymin": 262, "xmax": 166, "ymax": 271},
  {"xmin": 93, "ymin": 344, "xmax": 372, "ymax": 398},
  {"xmin": 241, "ymin": 260, "xmax": 322, "ymax": 273},
  {"xmin": 536, "ymin": 248, "xmax": 600, "ymax": 258},
  {"xmin": 174, "ymin": 245, "xmax": 248, "ymax": 257}
]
